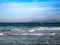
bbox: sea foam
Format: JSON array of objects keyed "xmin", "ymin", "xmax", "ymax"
[{"xmin": 0, "ymin": 27, "xmax": 60, "ymax": 36}]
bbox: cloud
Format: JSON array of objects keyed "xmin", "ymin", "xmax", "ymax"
[{"xmin": 0, "ymin": 1, "xmax": 60, "ymax": 22}]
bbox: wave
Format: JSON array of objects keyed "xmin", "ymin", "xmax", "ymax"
[
  {"xmin": 35, "ymin": 27, "xmax": 60, "ymax": 30},
  {"xmin": 0, "ymin": 32, "xmax": 56, "ymax": 36},
  {"xmin": 0, "ymin": 27, "xmax": 60, "ymax": 36},
  {"xmin": 0, "ymin": 27, "xmax": 60, "ymax": 31}
]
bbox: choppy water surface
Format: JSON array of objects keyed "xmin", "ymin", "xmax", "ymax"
[{"xmin": 0, "ymin": 23, "xmax": 60, "ymax": 45}]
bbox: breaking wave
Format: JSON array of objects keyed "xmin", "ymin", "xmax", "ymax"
[{"xmin": 0, "ymin": 27, "xmax": 60, "ymax": 36}]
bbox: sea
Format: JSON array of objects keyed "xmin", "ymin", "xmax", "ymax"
[{"xmin": 0, "ymin": 23, "xmax": 60, "ymax": 45}]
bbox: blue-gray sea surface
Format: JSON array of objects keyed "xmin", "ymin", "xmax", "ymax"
[{"xmin": 0, "ymin": 23, "xmax": 60, "ymax": 45}]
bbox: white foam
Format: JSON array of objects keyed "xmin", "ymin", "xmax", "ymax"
[
  {"xmin": 28, "ymin": 29, "xmax": 35, "ymax": 32},
  {"xmin": 0, "ymin": 27, "xmax": 60, "ymax": 36},
  {"xmin": 0, "ymin": 32, "xmax": 56, "ymax": 36},
  {"xmin": 34, "ymin": 27, "xmax": 60, "ymax": 30},
  {"xmin": 10, "ymin": 28, "xmax": 22, "ymax": 32},
  {"xmin": 0, "ymin": 33, "xmax": 4, "ymax": 36}
]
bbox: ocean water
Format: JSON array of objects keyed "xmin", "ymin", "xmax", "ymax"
[{"xmin": 0, "ymin": 23, "xmax": 60, "ymax": 45}]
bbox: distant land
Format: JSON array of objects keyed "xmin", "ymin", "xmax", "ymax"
[
  {"xmin": 0, "ymin": 18, "xmax": 60, "ymax": 23},
  {"xmin": 30, "ymin": 19, "xmax": 60, "ymax": 23}
]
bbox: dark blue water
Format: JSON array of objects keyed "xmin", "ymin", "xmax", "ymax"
[
  {"xmin": 0, "ymin": 23, "xmax": 60, "ymax": 45},
  {"xmin": 0, "ymin": 23, "xmax": 60, "ymax": 27}
]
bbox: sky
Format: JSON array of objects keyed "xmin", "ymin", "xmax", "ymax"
[{"xmin": 0, "ymin": 0, "xmax": 60, "ymax": 22}]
